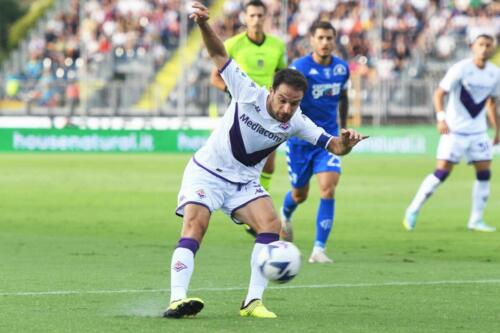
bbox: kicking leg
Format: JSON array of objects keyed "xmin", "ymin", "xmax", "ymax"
[
  {"xmin": 234, "ymin": 197, "xmax": 281, "ymax": 318},
  {"xmin": 164, "ymin": 204, "xmax": 209, "ymax": 318}
]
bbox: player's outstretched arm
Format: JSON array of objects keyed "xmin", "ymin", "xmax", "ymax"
[
  {"xmin": 327, "ymin": 128, "xmax": 367, "ymax": 156},
  {"xmin": 189, "ymin": 2, "xmax": 229, "ymax": 70}
]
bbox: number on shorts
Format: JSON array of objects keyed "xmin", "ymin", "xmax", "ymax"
[{"xmin": 327, "ymin": 154, "xmax": 340, "ymax": 167}]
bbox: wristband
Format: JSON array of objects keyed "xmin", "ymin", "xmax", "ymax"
[{"xmin": 436, "ymin": 111, "xmax": 446, "ymax": 122}]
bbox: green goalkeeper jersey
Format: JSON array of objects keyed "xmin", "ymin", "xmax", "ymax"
[{"xmin": 224, "ymin": 32, "xmax": 287, "ymax": 89}]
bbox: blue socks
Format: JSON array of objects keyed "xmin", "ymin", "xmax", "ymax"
[
  {"xmin": 282, "ymin": 191, "xmax": 336, "ymax": 249},
  {"xmin": 282, "ymin": 191, "xmax": 297, "ymax": 219},
  {"xmin": 315, "ymin": 198, "xmax": 335, "ymax": 248}
]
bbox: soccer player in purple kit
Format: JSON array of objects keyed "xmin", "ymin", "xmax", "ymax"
[
  {"xmin": 163, "ymin": 3, "xmax": 366, "ymax": 319},
  {"xmin": 403, "ymin": 29, "xmax": 499, "ymax": 232},
  {"xmin": 280, "ymin": 21, "xmax": 350, "ymax": 264}
]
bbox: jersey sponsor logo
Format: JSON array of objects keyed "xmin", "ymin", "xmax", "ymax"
[
  {"xmin": 308, "ymin": 68, "xmax": 319, "ymax": 75},
  {"xmin": 257, "ymin": 59, "xmax": 264, "ymax": 68},
  {"xmin": 323, "ymin": 68, "xmax": 331, "ymax": 79},
  {"xmin": 312, "ymin": 83, "xmax": 342, "ymax": 99},
  {"xmin": 333, "ymin": 64, "xmax": 347, "ymax": 76},
  {"xmin": 239, "ymin": 113, "xmax": 284, "ymax": 143},
  {"xmin": 173, "ymin": 261, "xmax": 188, "ymax": 272}
]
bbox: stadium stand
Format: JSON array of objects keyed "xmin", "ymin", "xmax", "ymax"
[{"xmin": 0, "ymin": 0, "xmax": 498, "ymax": 123}]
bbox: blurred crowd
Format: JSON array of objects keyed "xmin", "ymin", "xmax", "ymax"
[
  {"xmin": 3, "ymin": 0, "xmax": 499, "ymax": 111},
  {"xmin": 7, "ymin": 0, "xmax": 185, "ymax": 107},
  {"xmin": 215, "ymin": 0, "xmax": 498, "ymax": 79}
]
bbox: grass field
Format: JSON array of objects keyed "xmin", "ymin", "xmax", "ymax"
[{"xmin": 1, "ymin": 153, "xmax": 499, "ymax": 332}]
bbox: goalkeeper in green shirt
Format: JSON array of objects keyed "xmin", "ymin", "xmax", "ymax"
[{"xmin": 210, "ymin": 0, "xmax": 287, "ymax": 192}]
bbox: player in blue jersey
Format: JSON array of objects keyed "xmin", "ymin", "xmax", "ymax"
[{"xmin": 280, "ymin": 21, "xmax": 350, "ymax": 264}]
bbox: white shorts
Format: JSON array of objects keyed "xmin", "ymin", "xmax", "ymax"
[
  {"xmin": 436, "ymin": 132, "xmax": 492, "ymax": 164},
  {"xmin": 175, "ymin": 158, "xmax": 269, "ymax": 223}
]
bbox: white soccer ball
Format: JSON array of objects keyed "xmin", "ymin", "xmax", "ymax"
[{"xmin": 257, "ymin": 241, "xmax": 301, "ymax": 283}]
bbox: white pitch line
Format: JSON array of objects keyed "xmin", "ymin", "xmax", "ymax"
[{"xmin": 1, "ymin": 279, "xmax": 500, "ymax": 297}]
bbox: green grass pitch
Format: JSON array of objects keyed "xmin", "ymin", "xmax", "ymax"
[{"xmin": 1, "ymin": 153, "xmax": 499, "ymax": 332}]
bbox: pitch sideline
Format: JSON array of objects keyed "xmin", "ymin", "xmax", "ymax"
[{"xmin": 1, "ymin": 279, "xmax": 500, "ymax": 297}]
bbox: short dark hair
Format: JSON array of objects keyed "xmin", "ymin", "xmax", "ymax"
[
  {"xmin": 244, "ymin": 0, "xmax": 267, "ymax": 13},
  {"xmin": 272, "ymin": 69, "xmax": 308, "ymax": 94},
  {"xmin": 309, "ymin": 20, "xmax": 336, "ymax": 36}
]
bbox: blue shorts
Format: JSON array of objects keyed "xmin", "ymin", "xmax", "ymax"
[{"xmin": 286, "ymin": 142, "xmax": 341, "ymax": 188}]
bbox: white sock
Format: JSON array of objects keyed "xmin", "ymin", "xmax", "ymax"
[
  {"xmin": 244, "ymin": 243, "xmax": 268, "ymax": 306},
  {"xmin": 469, "ymin": 180, "xmax": 490, "ymax": 225},
  {"xmin": 170, "ymin": 247, "xmax": 194, "ymax": 303},
  {"xmin": 407, "ymin": 174, "xmax": 442, "ymax": 213},
  {"xmin": 312, "ymin": 246, "xmax": 325, "ymax": 254}
]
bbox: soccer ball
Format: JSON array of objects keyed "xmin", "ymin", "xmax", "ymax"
[{"xmin": 257, "ymin": 241, "xmax": 301, "ymax": 283}]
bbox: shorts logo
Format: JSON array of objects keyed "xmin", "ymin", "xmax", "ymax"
[
  {"xmin": 254, "ymin": 184, "xmax": 264, "ymax": 194},
  {"xmin": 173, "ymin": 261, "xmax": 187, "ymax": 272},
  {"xmin": 196, "ymin": 189, "xmax": 206, "ymax": 199}
]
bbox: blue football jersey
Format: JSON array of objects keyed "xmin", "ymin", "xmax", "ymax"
[{"xmin": 289, "ymin": 54, "xmax": 349, "ymax": 145}]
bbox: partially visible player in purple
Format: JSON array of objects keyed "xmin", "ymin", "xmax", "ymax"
[
  {"xmin": 163, "ymin": 2, "xmax": 367, "ymax": 319},
  {"xmin": 403, "ymin": 29, "xmax": 499, "ymax": 232},
  {"xmin": 280, "ymin": 21, "xmax": 350, "ymax": 264}
]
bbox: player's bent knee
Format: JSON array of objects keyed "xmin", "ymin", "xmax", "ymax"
[
  {"xmin": 182, "ymin": 218, "xmax": 208, "ymax": 241},
  {"xmin": 255, "ymin": 217, "xmax": 281, "ymax": 234},
  {"xmin": 319, "ymin": 188, "xmax": 335, "ymax": 198},
  {"xmin": 292, "ymin": 191, "xmax": 308, "ymax": 204},
  {"xmin": 434, "ymin": 169, "xmax": 450, "ymax": 182},
  {"xmin": 476, "ymin": 170, "xmax": 491, "ymax": 181}
]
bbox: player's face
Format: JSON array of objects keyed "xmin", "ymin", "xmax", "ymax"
[
  {"xmin": 310, "ymin": 28, "xmax": 335, "ymax": 59},
  {"xmin": 268, "ymin": 84, "xmax": 303, "ymax": 123},
  {"xmin": 244, "ymin": 5, "xmax": 265, "ymax": 33},
  {"xmin": 471, "ymin": 36, "xmax": 495, "ymax": 61}
]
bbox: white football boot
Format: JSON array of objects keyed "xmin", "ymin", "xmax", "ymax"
[
  {"xmin": 308, "ymin": 247, "xmax": 333, "ymax": 264},
  {"xmin": 280, "ymin": 207, "xmax": 294, "ymax": 242},
  {"xmin": 468, "ymin": 220, "xmax": 496, "ymax": 232}
]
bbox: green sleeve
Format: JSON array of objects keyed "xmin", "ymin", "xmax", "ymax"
[
  {"xmin": 277, "ymin": 40, "xmax": 287, "ymax": 70},
  {"xmin": 224, "ymin": 38, "xmax": 235, "ymax": 58}
]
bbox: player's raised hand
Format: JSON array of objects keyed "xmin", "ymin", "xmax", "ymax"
[
  {"xmin": 437, "ymin": 120, "xmax": 449, "ymax": 135},
  {"xmin": 189, "ymin": 1, "xmax": 210, "ymax": 24},
  {"xmin": 340, "ymin": 128, "xmax": 368, "ymax": 148}
]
